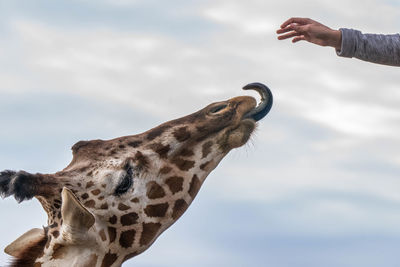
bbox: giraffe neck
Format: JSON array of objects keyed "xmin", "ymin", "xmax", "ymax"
[{"xmin": 33, "ymin": 138, "xmax": 225, "ymax": 267}]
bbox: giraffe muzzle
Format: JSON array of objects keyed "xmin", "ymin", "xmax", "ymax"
[{"xmin": 242, "ymin": 82, "xmax": 273, "ymax": 121}]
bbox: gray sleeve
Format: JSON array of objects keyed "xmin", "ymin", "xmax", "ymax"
[{"xmin": 336, "ymin": 28, "xmax": 400, "ymax": 66}]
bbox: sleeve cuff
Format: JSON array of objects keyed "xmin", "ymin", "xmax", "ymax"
[{"xmin": 336, "ymin": 28, "xmax": 357, "ymax": 58}]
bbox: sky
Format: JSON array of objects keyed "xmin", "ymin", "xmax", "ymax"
[{"xmin": 0, "ymin": 0, "xmax": 400, "ymax": 266}]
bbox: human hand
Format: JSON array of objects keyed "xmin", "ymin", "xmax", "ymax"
[{"xmin": 277, "ymin": 17, "xmax": 342, "ymax": 50}]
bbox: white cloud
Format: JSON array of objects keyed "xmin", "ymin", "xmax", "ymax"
[
  {"xmin": 1, "ymin": 0, "xmax": 400, "ymax": 266},
  {"xmin": 203, "ymin": 2, "xmax": 278, "ymax": 34},
  {"xmin": 77, "ymin": 0, "xmax": 140, "ymax": 7}
]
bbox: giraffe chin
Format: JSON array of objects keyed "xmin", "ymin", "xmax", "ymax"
[{"xmin": 221, "ymin": 118, "xmax": 256, "ymax": 150}]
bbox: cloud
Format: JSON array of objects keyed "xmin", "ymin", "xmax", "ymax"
[{"xmin": 1, "ymin": 0, "xmax": 400, "ymax": 266}]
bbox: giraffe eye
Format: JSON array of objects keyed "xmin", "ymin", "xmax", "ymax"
[{"xmin": 114, "ymin": 166, "xmax": 134, "ymax": 196}]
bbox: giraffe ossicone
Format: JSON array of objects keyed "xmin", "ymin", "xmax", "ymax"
[{"xmin": 0, "ymin": 83, "xmax": 273, "ymax": 267}]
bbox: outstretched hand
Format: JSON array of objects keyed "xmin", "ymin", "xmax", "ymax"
[{"xmin": 277, "ymin": 17, "xmax": 342, "ymax": 50}]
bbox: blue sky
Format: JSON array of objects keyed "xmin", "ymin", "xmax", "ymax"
[{"xmin": 1, "ymin": 0, "xmax": 400, "ymax": 266}]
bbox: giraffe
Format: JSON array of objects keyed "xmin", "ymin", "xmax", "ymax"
[{"xmin": 0, "ymin": 83, "xmax": 273, "ymax": 267}]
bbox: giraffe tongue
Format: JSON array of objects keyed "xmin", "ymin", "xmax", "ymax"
[{"xmin": 242, "ymin": 82, "xmax": 273, "ymax": 121}]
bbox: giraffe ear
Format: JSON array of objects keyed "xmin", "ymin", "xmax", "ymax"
[
  {"xmin": 61, "ymin": 187, "xmax": 95, "ymax": 242},
  {"xmin": 4, "ymin": 228, "xmax": 45, "ymax": 257}
]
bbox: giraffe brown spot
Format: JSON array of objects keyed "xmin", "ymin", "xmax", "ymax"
[
  {"xmin": 84, "ymin": 200, "xmax": 95, "ymax": 208},
  {"xmin": 119, "ymin": 144, "xmax": 126, "ymax": 149},
  {"xmin": 78, "ymin": 166, "xmax": 89, "ymax": 172},
  {"xmin": 100, "ymin": 203, "xmax": 108, "ymax": 209},
  {"xmin": 140, "ymin": 222, "xmax": 161, "ymax": 246},
  {"xmin": 173, "ymin": 126, "xmax": 191, "ymax": 142},
  {"xmin": 53, "ymin": 203, "xmax": 60, "ymax": 209},
  {"xmin": 127, "ymin": 140, "xmax": 142, "ymax": 148},
  {"xmin": 118, "ymin": 203, "xmax": 130, "ymax": 211},
  {"xmin": 147, "ymin": 125, "xmax": 169, "ymax": 141},
  {"xmin": 146, "ymin": 182, "xmax": 166, "ymax": 199},
  {"xmin": 171, "ymin": 157, "xmax": 195, "ymax": 171},
  {"xmin": 101, "ymin": 252, "xmax": 118, "ymax": 267},
  {"xmin": 196, "ymin": 125, "xmax": 207, "ymax": 132},
  {"xmin": 166, "ymin": 176, "xmax": 184, "ymax": 194},
  {"xmin": 149, "ymin": 143, "xmax": 170, "ymax": 158},
  {"xmin": 87, "ymin": 171, "xmax": 93, "ymax": 176},
  {"xmin": 189, "ymin": 174, "xmax": 201, "ymax": 198},
  {"xmin": 99, "ymin": 229, "xmax": 107, "ymax": 241},
  {"xmin": 121, "ymin": 212, "xmax": 139, "ymax": 226},
  {"xmin": 91, "ymin": 189, "xmax": 101, "ymax": 195},
  {"xmin": 144, "ymin": 203, "xmax": 169, "ymax": 217},
  {"xmin": 134, "ymin": 151, "xmax": 149, "ymax": 169},
  {"xmin": 83, "ymin": 254, "xmax": 98, "ymax": 267},
  {"xmin": 33, "ymin": 263, "xmax": 42, "ymax": 267},
  {"xmin": 102, "ymin": 184, "xmax": 106, "ymax": 188},
  {"xmin": 131, "ymin": 197, "xmax": 139, "ymax": 203},
  {"xmin": 49, "ymin": 222, "xmax": 58, "ymax": 228},
  {"xmin": 52, "ymin": 244, "xmax": 66, "ymax": 260},
  {"xmin": 52, "ymin": 230, "xmax": 59, "ymax": 238},
  {"xmin": 172, "ymin": 199, "xmax": 188, "ymax": 220},
  {"xmin": 180, "ymin": 148, "xmax": 194, "ymax": 157},
  {"xmin": 86, "ymin": 181, "xmax": 95, "ymax": 189},
  {"xmin": 119, "ymin": 229, "xmax": 136, "ymax": 248},
  {"xmin": 200, "ymin": 160, "xmax": 213, "ymax": 171},
  {"xmin": 108, "ymin": 227, "xmax": 116, "ymax": 243},
  {"xmin": 81, "ymin": 193, "xmax": 89, "ymax": 200},
  {"xmin": 98, "ymin": 196, "xmax": 105, "ymax": 201},
  {"xmin": 159, "ymin": 166, "xmax": 172, "ymax": 174},
  {"xmin": 202, "ymin": 141, "xmax": 213, "ymax": 158},
  {"xmin": 109, "ymin": 215, "xmax": 117, "ymax": 224}
]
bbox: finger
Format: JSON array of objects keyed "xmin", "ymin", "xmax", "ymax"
[
  {"xmin": 292, "ymin": 35, "xmax": 306, "ymax": 43},
  {"xmin": 280, "ymin": 17, "xmax": 310, "ymax": 28},
  {"xmin": 276, "ymin": 27, "xmax": 292, "ymax": 34},
  {"xmin": 277, "ymin": 24, "xmax": 303, "ymax": 35},
  {"xmin": 277, "ymin": 23, "xmax": 303, "ymax": 33},
  {"xmin": 277, "ymin": 31, "xmax": 302, "ymax": 40}
]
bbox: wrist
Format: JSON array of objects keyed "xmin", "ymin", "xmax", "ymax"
[{"xmin": 330, "ymin": 29, "xmax": 342, "ymax": 50}]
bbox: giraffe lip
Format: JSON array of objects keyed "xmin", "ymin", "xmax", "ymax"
[
  {"xmin": 222, "ymin": 119, "xmax": 256, "ymax": 150},
  {"xmin": 242, "ymin": 82, "xmax": 273, "ymax": 121}
]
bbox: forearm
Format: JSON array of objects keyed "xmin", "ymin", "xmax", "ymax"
[{"xmin": 337, "ymin": 28, "xmax": 400, "ymax": 66}]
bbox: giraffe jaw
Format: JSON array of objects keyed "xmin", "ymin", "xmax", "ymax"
[{"xmin": 218, "ymin": 118, "xmax": 256, "ymax": 151}]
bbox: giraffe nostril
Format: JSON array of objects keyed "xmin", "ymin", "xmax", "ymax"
[{"xmin": 209, "ymin": 104, "xmax": 228, "ymax": 114}]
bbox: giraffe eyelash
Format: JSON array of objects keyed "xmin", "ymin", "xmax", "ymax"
[{"xmin": 113, "ymin": 166, "xmax": 134, "ymax": 196}]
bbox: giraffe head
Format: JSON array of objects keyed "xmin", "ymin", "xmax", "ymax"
[{"xmin": 0, "ymin": 83, "xmax": 273, "ymax": 267}]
